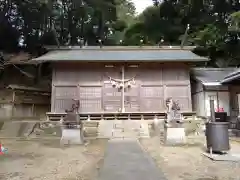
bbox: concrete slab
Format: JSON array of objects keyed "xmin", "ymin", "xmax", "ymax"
[
  {"xmin": 202, "ymin": 152, "xmax": 240, "ymax": 162},
  {"xmin": 98, "ymin": 139, "xmax": 167, "ymax": 180}
]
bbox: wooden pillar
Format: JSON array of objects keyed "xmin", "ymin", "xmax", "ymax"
[
  {"xmin": 237, "ymin": 94, "xmax": 240, "ymax": 115},
  {"xmin": 35, "ymin": 63, "xmax": 42, "ymax": 83},
  {"xmin": 31, "ymin": 104, "xmax": 35, "ymax": 117},
  {"xmin": 11, "ymin": 91, "xmax": 16, "ymax": 117}
]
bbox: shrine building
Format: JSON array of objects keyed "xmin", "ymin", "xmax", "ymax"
[{"xmin": 32, "ymin": 46, "xmax": 208, "ymax": 121}]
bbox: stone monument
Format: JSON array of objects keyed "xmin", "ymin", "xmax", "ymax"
[
  {"xmin": 60, "ymin": 99, "xmax": 84, "ymax": 145},
  {"xmin": 164, "ymin": 98, "xmax": 186, "ymax": 145}
]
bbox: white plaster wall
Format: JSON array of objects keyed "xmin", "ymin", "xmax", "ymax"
[
  {"xmin": 191, "ymin": 81, "xmax": 205, "ymax": 116},
  {"xmin": 192, "ymin": 91, "xmax": 205, "ymax": 117},
  {"xmin": 218, "ymin": 91, "xmax": 230, "ymax": 116},
  {"xmin": 205, "ymin": 91, "xmax": 230, "ymax": 116}
]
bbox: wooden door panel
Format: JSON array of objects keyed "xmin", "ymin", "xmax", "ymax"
[
  {"xmin": 54, "ymin": 86, "xmax": 78, "ymax": 112},
  {"xmin": 165, "ymin": 86, "xmax": 189, "ymax": 98},
  {"xmin": 103, "ymin": 83, "xmax": 121, "ymax": 112},
  {"xmin": 165, "ymin": 85, "xmax": 190, "ymax": 111},
  {"xmin": 141, "ymin": 98, "xmax": 164, "ymax": 112},
  {"xmin": 140, "ymin": 86, "xmax": 164, "ymax": 112},
  {"xmin": 79, "ymin": 87, "xmax": 102, "ymax": 99},
  {"xmin": 55, "ymin": 86, "xmax": 78, "ymax": 99},
  {"xmin": 79, "ymin": 99, "xmax": 102, "ymax": 112},
  {"xmin": 138, "ymin": 69, "xmax": 163, "ymax": 85},
  {"xmin": 163, "ymin": 68, "xmax": 189, "ymax": 85},
  {"xmin": 124, "ymin": 85, "xmax": 140, "ymax": 112},
  {"xmin": 141, "ymin": 86, "xmax": 163, "ymax": 97},
  {"xmin": 125, "ymin": 101, "xmax": 140, "ymax": 112},
  {"xmin": 55, "ymin": 99, "xmax": 75, "ymax": 113},
  {"xmin": 104, "ymin": 101, "xmax": 121, "ymax": 112},
  {"xmin": 79, "ymin": 86, "xmax": 102, "ymax": 112}
]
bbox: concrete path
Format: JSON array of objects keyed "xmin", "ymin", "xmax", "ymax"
[{"xmin": 98, "ymin": 139, "xmax": 167, "ymax": 180}]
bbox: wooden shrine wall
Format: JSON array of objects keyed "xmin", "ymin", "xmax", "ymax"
[{"xmin": 51, "ymin": 62, "xmax": 192, "ymax": 113}]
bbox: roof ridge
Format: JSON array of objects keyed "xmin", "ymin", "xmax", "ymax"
[{"xmin": 44, "ymin": 45, "xmax": 197, "ymax": 50}]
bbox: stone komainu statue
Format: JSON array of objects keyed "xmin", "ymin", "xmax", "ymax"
[
  {"xmin": 28, "ymin": 99, "xmax": 82, "ymax": 137},
  {"xmin": 165, "ymin": 98, "xmax": 180, "ymax": 112},
  {"xmin": 63, "ymin": 99, "xmax": 82, "ymax": 129},
  {"xmin": 165, "ymin": 98, "xmax": 181, "ymax": 122}
]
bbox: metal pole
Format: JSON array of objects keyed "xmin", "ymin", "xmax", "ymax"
[
  {"xmin": 121, "ymin": 66, "xmax": 125, "ymax": 113},
  {"xmin": 210, "ymin": 98, "xmax": 215, "ymax": 122},
  {"xmin": 216, "ymin": 92, "xmax": 220, "ymax": 110}
]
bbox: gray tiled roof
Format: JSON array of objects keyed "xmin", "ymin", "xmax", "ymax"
[
  {"xmin": 7, "ymin": 84, "xmax": 50, "ymax": 92},
  {"xmin": 221, "ymin": 68, "xmax": 240, "ymax": 83},
  {"xmin": 191, "ymin": 68, "xmax": 236, "ymax": 85},
  {"xmin": 32, "ymin": 49, "xmax": 208, "ymax": 62}
]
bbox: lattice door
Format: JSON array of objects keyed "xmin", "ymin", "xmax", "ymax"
[
  {"xmin": 54, "ymin": 86, "xmax": 78, "ymax": 113},
  {"xmin": 79, "ymin": 86, "xmax": 102, "ymax": 113},
  {"xmin": 103, "ymin": 82, "xmax": 121, "ymax": 112},
  {"xmin": 124, "ymin": 84, "xmax": 140, "ymax": 112},
  {"xmin": 140, "ymin": 85, "xmax": 164, "ymax": 112}
]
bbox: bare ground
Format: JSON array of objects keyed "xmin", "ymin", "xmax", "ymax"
[
  {"xmin": 140, "ymin": 136, "xmax": 240, "ymax": 180},
  {"xmin": 0, "ymin": 139, "xmax": 107, "ymax": 180}
]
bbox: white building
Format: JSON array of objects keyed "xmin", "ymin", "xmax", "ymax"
[{"xmin": 191, "ymin": 68, "xmax": 237, "ymax": 120}]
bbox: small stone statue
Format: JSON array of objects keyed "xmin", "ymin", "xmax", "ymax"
[
  {"xmin": 164, "ymin": 98, "xmax": 186, "ymax": 145},
  {"xmin": 61, "ymin": 99, "xmax": 84, "ymax": 145},
  {"xmin": 63, "ymin": 99, "xmax": 81, "ymax": 129},
  {"xmin": 165, "ymin": 98, "xmax": 182, "ymax": 125}
]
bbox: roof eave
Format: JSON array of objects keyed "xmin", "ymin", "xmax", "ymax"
[
  {"xmin": 192, "ymin": 77, "xmax": 222, "ymax": 87},
  {"xmin": 31, "ymin": 58, "xmax": 208, "ymax": 63},
  {"xmin": 6, "ymin": 84, "xmax": 50, "ymax": 93},
  {"xmin": 203, "ymin": 82, "xmax": 222, "ymax": 86},
  {"xmin": 221, "ymin": 73, "xmax": 240, "ymax": 84}
]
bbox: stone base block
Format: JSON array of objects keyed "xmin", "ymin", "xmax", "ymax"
[
  {"xmin": 164, "ymin": 127, "xmax": 186, "ymax": 145},
  {"xmin": 61, "ymin": 129, "xmax": 83, "ymax": 145}
]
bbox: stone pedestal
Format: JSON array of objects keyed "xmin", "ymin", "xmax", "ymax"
[
  {"xmin": 61, "ymin": 129, "xmax": 84, "ymax": 145},
  {"xmin": 164, "ymin": 120, "xmax": 186, "ymax": 145},
  {"xmin": 164, "ymin": 127, "xmax": 186, "ymax": 145}
]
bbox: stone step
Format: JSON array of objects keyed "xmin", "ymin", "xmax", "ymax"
[
  {"xmin": 83, "ymin": 121, "xmax": 99, "ymax": 127},
  {"xmin": 98, "ymin": 120, "xmax": 150, "ymax": 138}
]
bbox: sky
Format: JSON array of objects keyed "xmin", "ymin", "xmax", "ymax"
[{"xmin": 131, "ymin": 0, "xmax": 153, "ymax": 14}]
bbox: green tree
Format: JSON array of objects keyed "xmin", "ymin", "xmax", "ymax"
[
  {"xmin": 124, "ymin": 0, "xmax": 240, "ymax": 67},
  {"xmin": 0, "ymin": 0, "xmax": 128, "ymax": 51}
]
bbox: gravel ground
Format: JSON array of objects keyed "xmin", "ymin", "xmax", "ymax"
[
  {"xmin": 140, "ymin": 137, "xmax": 240, "ymax": 180},
  {"xmin": 0, "ymin": 139, "xmax": 107, "ymax": 180},
  {"xmin": 2, "ymin": 135, "xmax": 240, "ymax": 180},
  {"xmin": 140, "ymin": 136, "xmax": 240, "ymax": 180}
]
